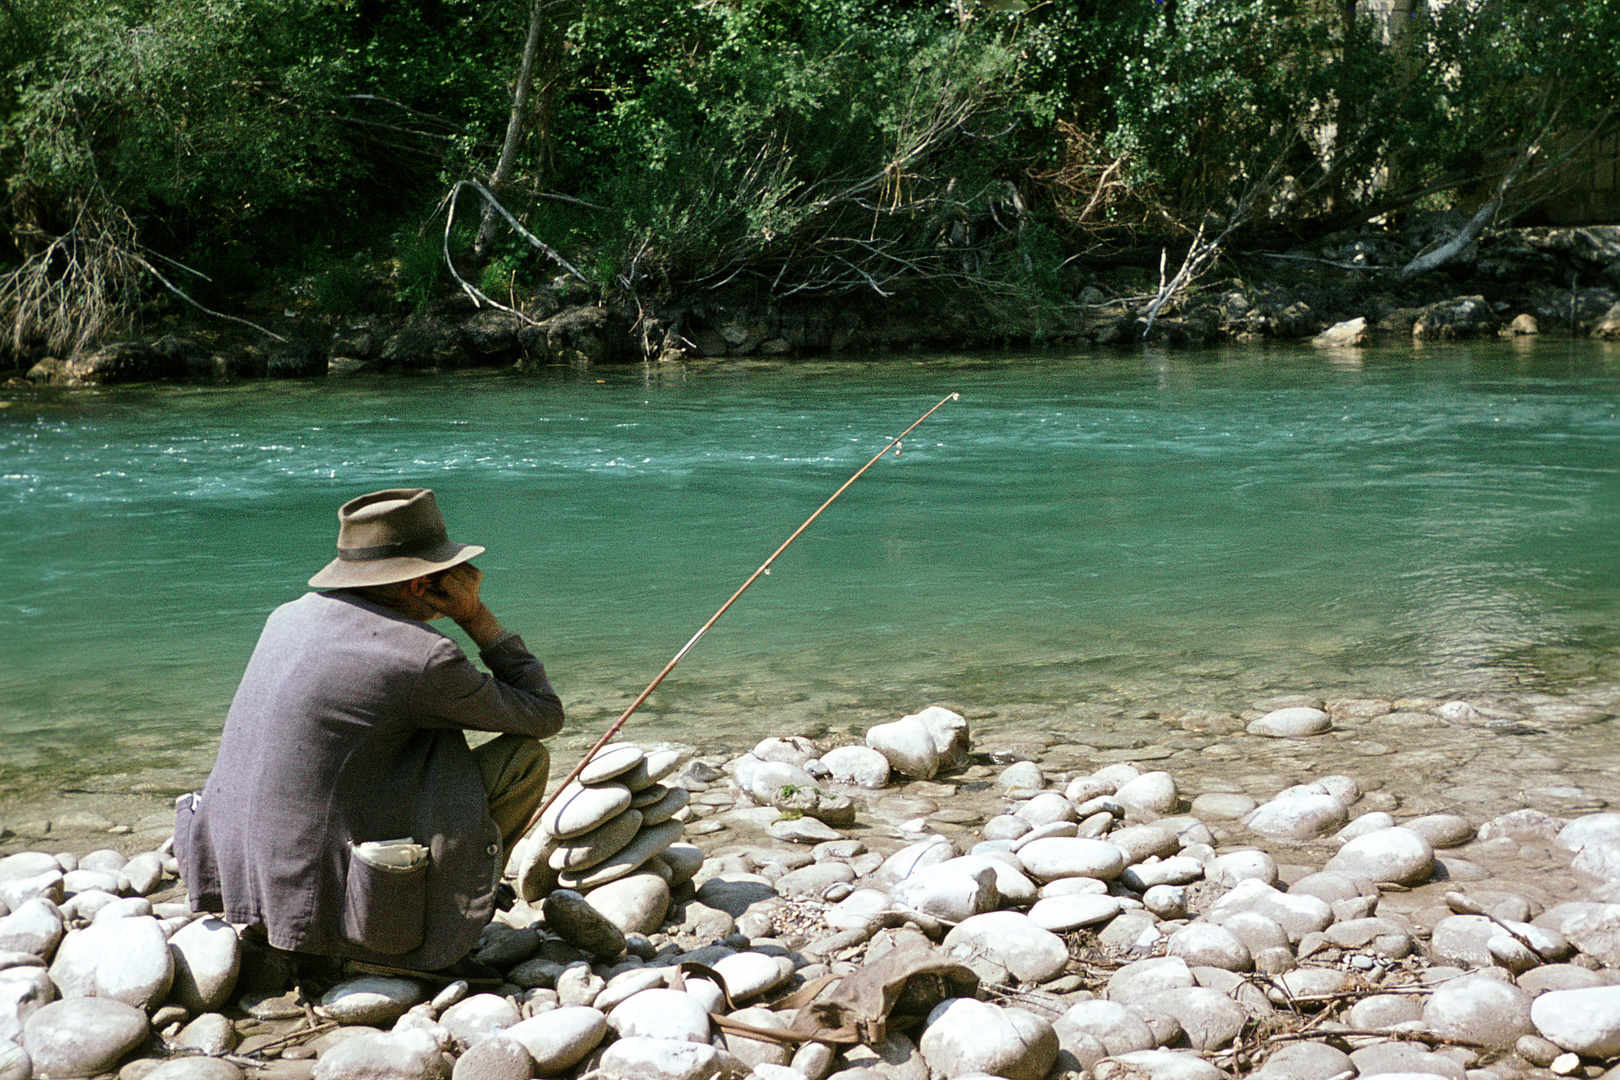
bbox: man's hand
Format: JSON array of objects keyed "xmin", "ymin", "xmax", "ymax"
[
  {"xmin": 421, "ymin": 564, "xmax": 506, "ymax": 646},
  {"xmin": 423, "ymin": 563, "xmax": 483, "ymax": 622}
]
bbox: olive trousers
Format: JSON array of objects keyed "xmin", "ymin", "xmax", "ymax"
[{"xmin": 471, "ymin": 733, "xmax": 551, "ymax": 854}]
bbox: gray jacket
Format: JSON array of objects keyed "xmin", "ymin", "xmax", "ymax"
[{"xmin": 175, "ymin": 590, "xmax": 563, "ymax": 969}]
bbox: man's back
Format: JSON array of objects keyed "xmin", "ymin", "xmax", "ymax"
[{"xmin": 178, "ymin": 589, "xmax": 559, "ymax": 968}]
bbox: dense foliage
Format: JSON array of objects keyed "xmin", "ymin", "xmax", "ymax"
[{"xmin": 1, "ymin": 0, "xmax": 1615, "ymax": 359}]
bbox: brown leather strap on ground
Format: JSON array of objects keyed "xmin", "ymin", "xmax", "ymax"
[{"xmin": 674, "ymin": 962, "xmax": 855, "ymax": 1047}]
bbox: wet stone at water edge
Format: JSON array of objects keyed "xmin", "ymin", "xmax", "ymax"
[{"xmin": 6, "ymin": 690, "xmax": 1620, "ymax": 1080}]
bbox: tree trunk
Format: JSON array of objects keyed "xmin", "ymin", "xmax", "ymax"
[
  {"xmin": 475, "ymin": 0, "xmax": 547, "ymax": 260},
  {"xmin": 1401, "ymin": 138, "xmax": 1536, "ymax": 278}
]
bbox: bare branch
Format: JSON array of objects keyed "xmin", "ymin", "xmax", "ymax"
[{"xmin": 447, "ymin": 179, "xmax": 592, "ymax": 286}]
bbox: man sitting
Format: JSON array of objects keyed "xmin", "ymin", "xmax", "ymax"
[{"xmin": 175, "ymin": 488, "xmax": 562, "ymax": 978}]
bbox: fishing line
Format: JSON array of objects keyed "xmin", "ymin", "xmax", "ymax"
[{"xmin": 523, "ymin": 391, "xmax": 961, "ymax": 837}]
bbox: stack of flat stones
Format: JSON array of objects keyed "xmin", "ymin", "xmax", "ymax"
[{"xmin": 518, "ymin": 743, "xmax": 705, "ymax": 942}]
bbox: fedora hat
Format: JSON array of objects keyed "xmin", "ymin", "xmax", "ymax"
[{"xmin": 308, "ymin": 488, "xmax": 485, "ymax": 589}]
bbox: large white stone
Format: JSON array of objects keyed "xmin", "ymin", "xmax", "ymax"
[
  {"xmin": 1136, "ymin": 987, "xmax": 1246, "ymax": 1051},
  {"xmin": 1532, "ymin": 986, "xmax": 1620, "ymax": 1056},
  {"xmin": 582, "ymin": 872, "xmax": 671, "ymax": 937},
  {"xmin": 62, "ymin": 869, "xmax": 126, "ymax": 897},
  {"xmin": 721, "ymin": 1006, "xmax": 793, "ymax": 1072},
  {"xmin": 733, "ymin": 756, "xmax": 818, "ymax": 805},
  {"xmin": 1015, "ymin": 792, "xmax": 1079, "ymax": 826},
  {"xmin": 0, "ymin": 898, "xmax": 63, "ymax": 958},
  {"xmin": 317, "ymin": 976, "xmax": 427, "ymax": 1026},
  {"xmin": 548, "ymin": 809, "xmax": 644, "ymax": 871},
  {"xmin": 913, "ymin": 706, "xmax": 972, "ymax": 770},
  {"xmin": 0, "ymin": 854, "xmax": 59, "ymax": 885},
  {"xmin": 0, "ymin": 966, "xmax": 53, "ymax": 1047},
  {"xmin": 827, "ymin": 889, "xmax": 894, "ymax": 932},
  {"xmin": 1166, "ymin": 923, "xmax": 1251, "ymax": 972},
  {"xmin": 1114, "ymin": 772, "xmax": 1178, "ymax": 814},
  {"xmin": 1247, "ymin": 707, "xmax": 1332, "ymax": 737},
  {"xmin": 1108, "ymin": 825, "xmax": 1179, "ymax": 865},
  {"xmin": 1423, "ymin": 973, "xmax": 1532, "ymax": 1050},
  {"xmin": 1323, "ymin": 827, "xmax": 1434, "ymax": 886},
  {"xmin": 1000, "ymin": 761, "xmax": 1046, "ymax": 791},
  {"xmin": 1245, "ymin": 794, "xmax": 1348, "ymax": 840},
  {"xmin": 1405, "ymin": 814, "xmax": 1476, "ymax": 849},
  {"xmin": 774, "ymin": 861, "xmax": 856, "ymax": 901},
  {"xmin": 450, "ymin": 1036, "xmax": 534, "ymax": 1080},
  {"xmin": 891, "ymin": 861, "xmax": 1000, "ymax": 923},
  {"xmin": 1558, "ymin": 814, "xmax": 1620, "ymax": 853},
  {"xmin": 540, "ymin": 782, "xmax": 634, "ymax": 840},
  {"xmin": 1204, "ymin": 851, "xmax": 1279, "ymax": 888},
  {"xmin": 579, "ymin": 743, "xmax": 646, "ymax": 784},
  {"xmin": 866, "ymin": 716, "xmax": 941, "ymax": 779},
  {"xmin": 1122, "ymin": 855, "xmax": 1203, "ymax": 891},
  {"xmin": 1349, "ymin": 1047, "xmax": 1464, "ymax": 1080},
  {"xmin": 750, "ymin": 737, "xmax": 817, "ymax": 766},
  {"xmin": 168, "ymin": 917, "xmax": 240, "ymax": 1012},
  {"xmin": 48, "ymin": 916, "xmax": 173, "ymax": 1010},
  {"xmin": 944, "ymin": 911, "xmax": 1069, "ymax": 984},
  {"xmin": 608, "ymin": 987, "xmax": 712, "ymax": 1042},
  {"xmin": 1056, "ymin": 999, "xmax": 1157, "ymax": 1056},
  {"xmin": 503, "ymin": 1005, "xmax": 609, "ymax": 1074},
  {"xmin": 599, "ymin": 1036, "xmax": 721, "ymax": 1080},
  {"xmin": 22, "ymin": 997, "xmax": 149, "ymax": 1079},
  {"xmin": 1251, "ymin": 1041, "xmax": 1355, "ymax": 1080},
  {"xmin": 1095, "ymin": 1049, "xmax": 1226, "ymax": 1080},
  {"xmin": 1016, "ymin": 837, "xmax": 1126, "ymax": 882},
  {"xmin": 1207, "ymin": 879, "xmax": 1332, "ymax": 942},
  {"xmin": 919, "ymin": 998, "xmax": 1058, "ymax": 1080},
  {"xmin": 820, "ymin": 745, "xmax": 891, "ymax": 788},
  {"xmin": 557, "ymin": 819, "xmax": 683, "ymax": 889},
  {"xmin": 712, "ymin": 951, "xmax": 794, "ymax": 1002},
  {"xmin": 310, "ymin": 1026, "xmax": 445, "ymax": 1080},
  {"xmin": 122, "ymin": 854, "xmax": 165, "ymax": 893},
  {"xmin": 439, "ymin": 993, "xmax": 522, "ymax": 1051},
  {"xmin": 876, "ymin": 836, "xmax": 956, "ymax": 884},
  {"xmin": 594, "ymin": 968, "xmax": 667, "ymax": 1012},
  {"xmin": 944, "ymin": 855, "xmax": 1037, "ymax": 905},
  {"xmin": 1028, "ymin": 894, "xmax": 1122, "ymax": 932},
  {"xmin": 0, "ymin": 871, "xmax": 61, "ymax": 911},
  {"xmin": 1106, "ymin": 955, "xmax": 1194, "ymax": 1003}
]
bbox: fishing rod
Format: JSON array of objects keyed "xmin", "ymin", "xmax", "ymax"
[{"xmin": 523, "ymin": 391, "xmax": 961, "ymax": 837}]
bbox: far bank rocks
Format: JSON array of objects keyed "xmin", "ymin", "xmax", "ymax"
[{"xmin": 11, "ymin": 221, "xmax": 1620, "ymax": 387}]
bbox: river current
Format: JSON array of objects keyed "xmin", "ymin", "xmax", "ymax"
[{"xmin": 1, "ymin": 342, "xmax": 1617, "ymax": 803}]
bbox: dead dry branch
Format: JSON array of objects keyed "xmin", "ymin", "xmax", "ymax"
[{"xmin": 1, "ymin": 200, "xmax": 144, "ymax": 359}]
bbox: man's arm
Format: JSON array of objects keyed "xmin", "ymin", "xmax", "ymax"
[{"xmin": 417, "ymin": 562, "xmax": 566, "ymax": 737}]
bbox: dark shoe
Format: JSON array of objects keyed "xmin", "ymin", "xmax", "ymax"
[{"xmin": 347, "ymin": 956, "xmax": 503, "ymax": 989}]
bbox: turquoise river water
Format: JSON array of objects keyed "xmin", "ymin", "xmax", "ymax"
[{"xmin": 1, "ymin": 341, "xmax": 1617, "ymax": 801}]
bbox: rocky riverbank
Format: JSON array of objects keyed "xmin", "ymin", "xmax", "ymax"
[
  {"xmin": 4, "ymin": 688, "xmax": 1620, "ymax": 1080},
  {"xmin": 8, "ymin": 223, "xmax": 1620, "ymax": 389}
]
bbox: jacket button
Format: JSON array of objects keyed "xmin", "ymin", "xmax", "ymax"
[{"xmin": 487, "ymin": 843, "xmax": 501, "ymax": 856}]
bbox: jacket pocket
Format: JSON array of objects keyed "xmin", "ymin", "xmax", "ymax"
[{"xmin": 341, "ymin": 842, "xmax": 429, "ymax": 955}]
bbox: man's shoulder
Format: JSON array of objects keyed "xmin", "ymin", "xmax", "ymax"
[{"xmin": 269, "ymin": 591, "xmax": 454, "ymax": 651}]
